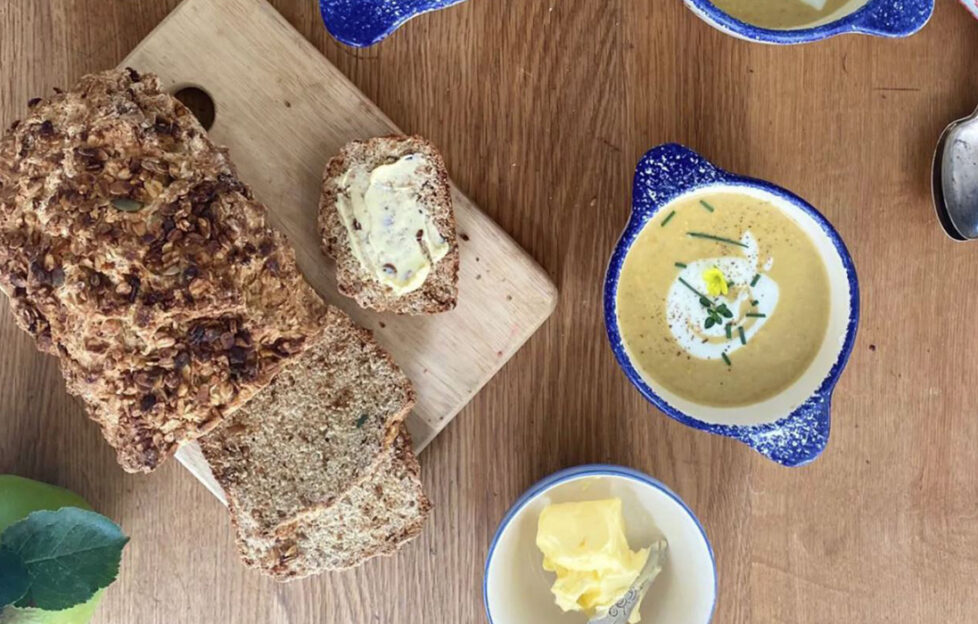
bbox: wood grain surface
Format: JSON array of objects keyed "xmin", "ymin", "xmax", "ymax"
[{"xmin": 2, "ymin": 1, "xmax": 978, "ymax": 622}]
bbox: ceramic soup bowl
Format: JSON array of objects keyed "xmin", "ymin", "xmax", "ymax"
[
  {"xmin": 604, "ymin": 144, "xmax": 859, "ymax": 467},
  {"xmin": 684, "ymin": 0, "xmax": 933, "ymax": 44},
  {"xmin": 319, "ymin": 0, "xmax": 468, "ymax": 47},
  {"xmin": 484, "ymin": 465, "xmax": 717, "ymax": 624}
]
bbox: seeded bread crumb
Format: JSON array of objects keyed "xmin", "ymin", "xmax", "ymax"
[
  {"xmin": 318, "ymin": 135, "xmax": 459, "ymax": 315},
  {"xmin": 200, "ymin": 306, "xmax": 415, "ymax": 535},
  {"xmin": 234, "ymin": 425, "xmax": 431, "ymax": 580}
]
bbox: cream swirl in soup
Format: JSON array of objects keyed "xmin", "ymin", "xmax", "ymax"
[{"xmin": 666, "ymin": 232, "xmax": 779, "ymax": 360}]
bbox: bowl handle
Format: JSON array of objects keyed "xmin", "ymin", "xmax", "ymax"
[
  {"xmin": 632, "ymin": 144, "xmax": 729, "ymax": 218},
  {"xmin": 740, "ymin": 392, "xmax": 832, "ymax": 467},
  {"xmin": 850, "ymin": 0, "xmax": 934, "ymax": 37}
]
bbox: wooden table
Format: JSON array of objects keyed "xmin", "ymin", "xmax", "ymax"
[{"xmin": 2, "ymin": 1, "xmax": 977, "ymax": 622}]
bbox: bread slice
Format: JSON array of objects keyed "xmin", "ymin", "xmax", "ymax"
[
  {"xmin": 233, "ymin": 425, "xmax": 431, "ymax": 580},
  {"xmin": 319, "ymin": 136, "xmax": 459, "ymax": 315},
  {"xmin": 199, "ymin": 305, "xmax": 415, "ymax": 535}
]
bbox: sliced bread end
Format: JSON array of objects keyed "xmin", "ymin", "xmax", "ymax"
[{"xmin": 234, "ymin": 424, "xmax": 431, "ymax": 581}]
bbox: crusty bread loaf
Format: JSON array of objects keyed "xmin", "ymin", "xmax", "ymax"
[
  {"xmin": 318, "ymin": 135, "xmax": 459, "ymax": 315},
  {"xmin": 200, "ymin": 306, "xmax": 415, "ymax": 535},
  {"xmin": 0, "ymin": 68, "xmax": 327, "ymax": 473},
  {"xmin": 233, "ymin": 425, "xmax": 430, "ymax": 580}
]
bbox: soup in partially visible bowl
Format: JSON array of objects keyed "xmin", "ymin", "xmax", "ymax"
[{"xmin": 709, "ymin": 0, "xmax": 855, "ymax": 29}]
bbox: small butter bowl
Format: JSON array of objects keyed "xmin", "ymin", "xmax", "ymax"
[
  {"xmin": 484, "ymin": 465, "xmax": 716, "ymax": 624},
  {"xmin": 684, "ymin": 0, "xmax": 934, "ymax": 44}
]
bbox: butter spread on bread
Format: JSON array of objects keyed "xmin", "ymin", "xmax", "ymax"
[{"xmin": 336, "ymin": 153, "xmax": 450, "ymax": 295}]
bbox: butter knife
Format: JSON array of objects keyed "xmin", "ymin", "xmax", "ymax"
[{"xmin": 587, "ymin": 540, "xmax": 669, "ymax": 624}]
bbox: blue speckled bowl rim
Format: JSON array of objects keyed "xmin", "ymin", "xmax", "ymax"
[
  {"xmin": 684, "ymin": 0, "xmax": 934, "ymax": 43},
  {"xmin": 483, "ymin": 464, "xmax": 717, "ymax": 624},
  {"xmin": 319, "ymin": 0, "xmax": 469, "ymax": 48},
  {"xmin": 604, "ymin": 143, "xmax": 860, "ymax": 467}
]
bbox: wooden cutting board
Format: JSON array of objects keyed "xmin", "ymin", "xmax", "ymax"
[{"xmin": 121, "ymin": 0, "xmax": 557, "ymax": 502}]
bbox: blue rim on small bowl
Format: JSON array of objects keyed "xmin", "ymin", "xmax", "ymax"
[
  {"xmin": 319, "ymin": 0, "xmax": 469, "ymax": 47},
  {"xmin": 483, "ymin": 464, "xmax": 717, "ymax": 624},
  {"xmin": 604, "ymin": 144, "xmax": 860, "ymax": 467},
  {"xmin": 684, "ymin": 0, "xmax": 934, "ymax": 44}
]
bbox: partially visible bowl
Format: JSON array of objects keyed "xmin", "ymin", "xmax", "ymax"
[
  {"xmin": 484, "ymin": 465, "xmax": 716, "ymax": 624},
  {"xmin": 684, "ymin": 0, "xmax": 933, "ymax": 44},
  {"xmin": 319, "ymin": 0, "xmax": 468, "ymax": 47}
]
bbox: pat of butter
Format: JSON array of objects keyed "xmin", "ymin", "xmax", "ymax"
[
  {"xmin": 536, "ymin": 499, "xmax": 651, "ymax": 623},
  {"xmin": 336, "ymin": 154, "xmax": 449, "ymax": 296}
]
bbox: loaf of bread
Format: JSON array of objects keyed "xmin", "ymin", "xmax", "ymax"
[
  {"xmin": 319, "ymin": 136, "xmax": 459, "ymax": 315},
  {"xmin": 0, "ymin": 69, "xmax": 327, "ymax": 473},
  {"xmin": 200, "ymin": 306, "xmax": 428, "ymax": 579}
]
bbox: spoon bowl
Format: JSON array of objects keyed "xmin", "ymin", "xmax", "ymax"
[{"xmin": 933, "ymin": 105, "xmax": 978, "ymax": 241}]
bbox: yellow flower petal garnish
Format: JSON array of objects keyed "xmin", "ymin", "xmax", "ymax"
[{"xmin": 703, "ymin": 266, "xmax": 728, "ymax": 297}]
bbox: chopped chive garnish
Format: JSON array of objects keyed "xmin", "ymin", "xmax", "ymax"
[
  {"xmin": 687, "ymin": 232, "xmax": 749, "ymax": 248},
  {"xmin": 751, "ymin": 299, "xmax": 759, "ymax": 306},
  {"xmin": 738, "ymin": 326, "xmax": 747, "ymax": 345},
  {"xmin": 750, "ymin": 274, "xmax": 761, "ymax": 287},
  {"xmin": 725, "ymin": 324, "xmax": 732, "ymax": 339},
  {"xmin": 674, "ymin": 262, "xmax": 687, "ymax": 268},
  {"xmin": 661, "ymin": 211, "xmax": 676, "ymax": 227},
  {"xmin": 678, "ymin": 277, "xmax": 708, "ymax": 299},
  {"xmin": 746, "ymin": 312, "xmax": 767, "ymax": 318},
  {"xmin": 699, "ymin": 200, "xmax": 716, "ymax": 213},
  {"xmin": 721, "ymin": 352, "xmax": 732, "ymax": 366}
]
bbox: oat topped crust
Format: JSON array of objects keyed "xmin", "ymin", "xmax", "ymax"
[{"xmin": 0, "ymin": 68, "xmax": 327, "ymax": 473}]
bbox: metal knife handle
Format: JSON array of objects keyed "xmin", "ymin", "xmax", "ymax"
[{"xmin": 587, "ymin": 540, "xmax": 668, "ymax": 624}]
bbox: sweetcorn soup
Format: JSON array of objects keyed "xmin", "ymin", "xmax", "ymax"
[
  {"xmin": 710, "ymin": 0, "xmax": 853, "ymax": 29},
  {"xmin": 616, "ymin": 191, "xmax": 830, "ymax": 407}
]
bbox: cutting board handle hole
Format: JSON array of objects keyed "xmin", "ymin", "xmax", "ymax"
[{"xmin": 172, "ymin": 86, "xmax": 216, "ymax": 131}]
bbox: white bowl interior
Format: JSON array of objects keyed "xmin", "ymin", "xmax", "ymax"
[
  {"xmin": 618, "ymin": 183, "xmax": 852, "ymax": 427},
  {"xmin": 485, "ymin": 472, "xmax": 716, "ymax": 624}
]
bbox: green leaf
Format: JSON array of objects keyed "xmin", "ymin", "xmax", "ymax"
[
  {"xmin": 704, "ymin": 317, "xmax": 716, "ymax": 329},
  {"xmin": 0, "ymin": 546, "xmax": 29, "ymax": 608},
  {"xmin": 1, "ymin": 508, "xmax": 128, "ymax": 611}
]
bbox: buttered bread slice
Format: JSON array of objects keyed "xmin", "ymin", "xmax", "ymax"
[{"xmin": 319, "ymin": 135, "xmax": 459, "ymax": 314}]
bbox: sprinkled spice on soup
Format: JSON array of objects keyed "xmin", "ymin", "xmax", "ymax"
[{"xmin": 616, "ymin": 192, "xmax": 830, "ymax": 407}]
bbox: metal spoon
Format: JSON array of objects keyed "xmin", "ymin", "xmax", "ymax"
[
  {"xmin": 933, "ymin": 104, "xmax": 978, "ymax": 241},
  {"xmin": 587, "ymin": 540, "xmax": 668, "ymax": 624}
]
